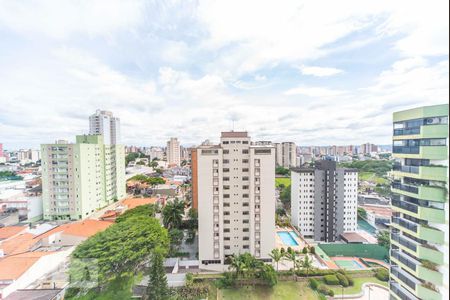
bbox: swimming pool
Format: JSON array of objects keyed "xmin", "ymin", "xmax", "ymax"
[
  {"xmin": 277, "ymin": 231, "xmax": 299, "ymax": 246},
  {"xmin": 358, "ymin": 219, "xmax": 377, "ymax": 235}
]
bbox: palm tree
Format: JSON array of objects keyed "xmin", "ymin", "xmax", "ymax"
[
  {"xmin": 269, "ymin": 248, "xmax": 284, "ymax": 271},
  {"xmin": 298, "ymin": 255, "xmax": 313, "ymax": 277},
  {"xmin": 162, "ymin": 199, "xmax": 185, "ymax": 229},
  {"xmin": 285, "ymin": 248, "xmax": 298, "ymax": 280},
  {"xmin": 229, "ymin": 254, "xmax": 244, "ymax": 278}
]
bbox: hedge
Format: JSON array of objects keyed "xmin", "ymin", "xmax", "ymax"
[
  {"xmin": 375, "ymin": 268, "xmax": 389, "ymax": 282},
  {"xmin": 324, "ymin": 275, "xmax": 340, "ymax": 285},
  {"xmin": 309, "ymin": 278, "xmax": 319, "ymax": 290},
  {"xmin": 336, "ymin": 273, "xmax": 349, "ymax": 287}
]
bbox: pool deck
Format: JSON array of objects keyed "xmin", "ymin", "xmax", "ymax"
[{"xmin": 275, "ymin": 226, "xmax": 306, "ymax": 251}]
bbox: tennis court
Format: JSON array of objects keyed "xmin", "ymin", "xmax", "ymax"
[{"xmin": 332, "ymin": 258, "xmax": 366, "ymax": 270}]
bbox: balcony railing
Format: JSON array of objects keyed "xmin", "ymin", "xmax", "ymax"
[
  {"xmin": 391, "ymin": 233, "xmax": 417, "ymax": 252},
  {"xmin": 393, "ymin": 146, "xmax": 420, "ymax": 154},
  {"xmin": 391, "ymin": 266, "xmax": 418, "ymax": 290},
  {"xmin": 392, "ymin": 198, "xmax": 419, "ymax": 214},
  {"xmin": 393, "ymin": 164, "xmax": 420, "ymax": 174},
  {"xmin": 392, "ymin": 182, "xmax": 419, "ymax": 194},
  {"xmin": 391, "ymin": 250, "xmax": 418, "ymax": 271},
  {"xmin": 394, "ymin": 127, "xmax": 421, "ymax": 136},
  {"xmin": 390, "ymin": 281, "xmax": 420, "ymax": 300},
  {"xmin": 392, "ymin": 216, "xmax": 418, "ymax": 233}
]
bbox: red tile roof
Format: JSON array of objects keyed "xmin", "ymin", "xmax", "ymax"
[
  {"xmin": 0, "ymin": 226, "xmax": 26, "ymax": 240},
  {"xmin": 36, "ymin": 219, "xmax": 112, "ymax": 240},
  {"xmin": 121, "ymin": 197, "xmax": 159, "ymax": 210},
  {"xmin": 0, "ymin": 252, "xmax": 50, "ymax": 280}
]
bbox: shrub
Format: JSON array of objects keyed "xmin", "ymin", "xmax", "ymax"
[
  {"xmin": 347, "ymin": 276, "xmax": 354, "ymax": 286},
  {"xmin": 302, "ymin": 247, "xmax": 308, "ymax": 254},
  {"xmin": 324, "ymin": 274, "xmax": 340, "ymax": 285},
  {"xmin": 309, "ymin": 278, "xmax": 319, "ymax": 290},
  {"xmin": 309, "ymin": 246, "xmax": 316, "ymax": 255},
  {"xmin": 317, "ymin": 284, "xmax": 330, "ymax": 295},
  {"xmin": 328, "ymin": 289, "xmax": 335, "ymax": 297},
  {"xmin": 375, "ymin": 268, "xmax": 389, "ymax": 282},
  {"xmin": 319, "ymin": 294, "xmax": 327, "ymax": 300},
  {"xmin": 336, "ymin": 273, "xmax": 349, "ymax": 287}
]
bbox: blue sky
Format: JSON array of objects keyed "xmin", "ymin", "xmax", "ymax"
[{"xmin": 0, "ymin": 0, "xmax": 448, "ymax": 149}]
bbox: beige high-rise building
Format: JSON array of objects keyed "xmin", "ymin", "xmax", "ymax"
[
  {"xmin": 166, "ymin": 137, "xmax": 181, "ymax": 166},
  {"xmin": 279, "ymin": 142, "xmax": 297, "ymax": 168},
  {"xmin": 192, "ymin": 132, "xmax": 275, "ymax": 271}
]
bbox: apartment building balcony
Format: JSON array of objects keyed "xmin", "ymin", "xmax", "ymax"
[
  {"xmin": 393, "ymin": 124, "xmax": 448, "ymax": 140},
  {"xmin": 390, "ymin": 250, "xmax": 443, "ymax": 285},
  {"xmin": 393, "ymin": 145, "xmax": 448, "ymax": 160},
  {"xmin": 393, "ymin": 164, "xmax": 448, "ymax": 182},
  {"xmin": 390, "ymin": 265, "xmax": 441, "ymax": 300},
  {"xmin": 391, "ymin": 182, "xmax": 446, "ymax": 202},
  {"xmin": 390, "ymin": 280, "xmax": 420, "ymax": 300},
  {"xmin": 391, "ymin": 198, "xmax": 445, "ymax": 223},
  {"xmin": 391, "ymin": 217, "xmax": 445, "ymax": 244},
  {"xmin": 391, "ymin": 232, "xmax": 444, "ymax": 265}
]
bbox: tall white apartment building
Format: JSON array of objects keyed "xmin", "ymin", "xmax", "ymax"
[
  {"xmin": 291, "ymin": 160, "xmax": 358, "ymax": 242},
  {"xmin": 166, "ymin": 137, "xmax": 181, "ymax": 166},
  {"xmin": 89, "ymin": 110, "xmax": 121, "ymax": 145},
  {"xmin": 192, "ymin": 132, "xmax": 275, "ymax": 271},
  {"xmin": 41, "ymin": 135, "xmax": 126, "ymax": 221}
]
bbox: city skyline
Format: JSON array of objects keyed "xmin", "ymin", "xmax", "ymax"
[{"xmin": 0, "ymin": 1, "xmax": 448, "ymax": 149}]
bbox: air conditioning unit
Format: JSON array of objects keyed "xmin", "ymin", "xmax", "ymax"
[{"xmin": 425, "ymin": 118, "xmax": 439, "ymax": 125}]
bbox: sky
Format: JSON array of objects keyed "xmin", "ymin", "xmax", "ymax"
[{"xmin": 0, "ymin": 0, "xmax": 448, "ymax": 149}]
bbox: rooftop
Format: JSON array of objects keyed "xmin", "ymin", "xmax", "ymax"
[
  {"xmin": 0, "ymin": 226, "xmax": 26, "ymax": 240},
  {"xmin": 0, "ymin": 252, "xmax": 50, "ymax": 280},
  {"xmin": 340, "ymin": 232, "xmax": 370, "ymax": 244},
  {"xmin": 360, "ymin": 205, "xmax": 392, "ymax": 218},
  {"xmin": 220, "ymin": 131, "xmax": 248, "ymax": 138},
  {"xmin": 121, "ymin": 197, "xmax": 159, "ymax": 210},
  {"xmin": 36, "ymin": 219, "xmax": 112, "ymax": 240},
  {"xmin": 4, "ymin": 289, "xmax": 63, "ymax": 300}
]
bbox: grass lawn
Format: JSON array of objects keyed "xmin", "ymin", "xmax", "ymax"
[
  {"xmin": 275, "ymin": 177, "xmax": 291, "ymax": 187},
  {"xmin": 219, "ymin": 281, "xmax": 319, "ymax": 300},
  {"xmin": 326, "ymin": 276, "xmax": 388, "ymax": 295},
  {"xmin": 359, "ymin": 172, "xmax": 389, "ymax": 185}
]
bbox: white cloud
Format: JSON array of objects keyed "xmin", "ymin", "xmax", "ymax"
[
  {"xmin": 284, "ymin": 86, "xmax": 347, "ymax": 97},
  {"xmin": 0, "ymin": 0, "xmax": 144, "ymax": 39},
  {"xmin": 299, "ymin": 65, "xmax": 344, "ymax": 77}
]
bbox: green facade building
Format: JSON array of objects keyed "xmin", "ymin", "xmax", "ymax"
[
  {"xmin": 41, "ymin": 134, "xmax": 126, "ymax": 220},
  {"xmin": 390, "ymin": 104, "xmax": 449, "ymax": 300}
]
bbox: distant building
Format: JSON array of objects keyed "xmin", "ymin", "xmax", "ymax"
[
  {"xmin": 274, "ymin": 142, "xmax": 297, "ymax": 168},
  {"xmin": 0, "ymin": 143, "xmax": 3, "ymax": 158},
  {"xmin": 291, "ymin": 160, "xmax": 358, "ymax": 242},
  {"xmin": 166, "ymin": 138, "xmax": 181, "ymax": 166},
  {"xmin": 89, "ymin": 109, "xmax": 121, "ymax": 145},
  {"xmin": 359, "ymin": 143, "xmax": 378, "ymax": 155},
  {"xmin": 41, "ymin": 135, "xmax": 126, "ymax": 221},
  {"xmin": 191, "ymin": 131, "xmax": 275, "ymax": 271}
]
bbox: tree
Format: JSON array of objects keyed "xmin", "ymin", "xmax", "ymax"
[
  {"xmin": 285, "ymin": 248, "xmax": 298, "ymax": 279},
  {"xmin": 279, "ymin": 185, "xmax": 291, "ymax": 208},
  {"xmin": 357, "ymin": 207, "xmax": 367, "ymax": 219},
  {"xmin": 377, "ymin": 230, "xmax": 390, "ymax": 249},
  {"xmin": 69, "ymin": 216, "xmax": 169, "ymax": 289},
  {"xmin": 269, "ymin": 249, "xmax": 284, "ymax": 271},
  {"xmin": 302, "ymin": 247, "xmax": 308, "ymax": 254},
  {"xmin": 149, "ymin": 161, "xmax": 159, "ymax": 169},
  {"xmin": 146, "ymin": 247, "xmax": 170, "ymax": 300},
  {"xmin": 168, "ymin": 228, "xmax": 184, "ymax": 256},
  {"xmin": 116, "ymin": 204, "xmax": 156, "ymax": 223},
  {"xmin": 298, "ymin": 255, "xmax": 313, "ymax": 277},
  {"xmin": 162, "ymin": 199, "xmax": 185, "ymax": 229},
  {"xmin": 275, "ymin": 166, "xmax": 290, "ymax": 175}
]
